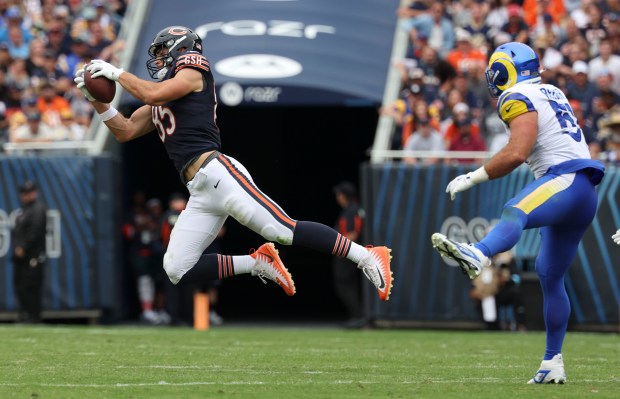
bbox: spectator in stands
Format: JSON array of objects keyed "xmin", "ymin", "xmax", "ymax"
[
  {"xmin": 605, "ymin": 9, "xmax": 620, "ymax": 34},
  {"xmin": 398, "ymin": 1, "xmax": 430, "ymax": 31},
  {"xmin": 501, "ymin": 4, "xmax": 530, "ymax": 45},
  {"xmin": 401, "ymin": 84, "xmax": 426, "ymax": 148},
  {"xmin": 452, "ymin": 71, "xmax": 483, "ymax": 119},
  {"xmin": 380, "ymin": 86, "xmax": 415, "ymax": 150},
  {"xmin": 45, "ymin": 21, "xmax": 73, "ymax": 57},
  {"xmin": 561, "ymin": 36, "xmax": 592, "ymax": 75},
  {"xmin": 6, "ymin": 58, "xmax": 30, "ymax": 94},
  {"xmin": 412, "ymin": 97, "xmax": 441, "ymax": 133},
  {"xmin": 409, "ymin": 67, "xmax": 437, "ymax": 104},
  {"xmin": 63, "ymin": 36, "xmax": 92, "ymax": 78},
  {"xmin": 566, "ymin": 61, "xmax": 598, "ymax": 119},
  {"xmin": 532, "ymin": 13, "xmax": 561, "ymax": 47},
  {"xmin": 402, "ymin": 2, "xmax": 454, "ymax": 58},
  {"xmin": 31, "ymin": 50, "xmax": 65, "ymax": 85},
  {"xmin": 596, "ymin": 107, "xmax": 620, "ymax": 164},
  {"xmin": 25, "ymin": 38, "xmax": 45, "ymax": 77},
  {"xmin": 443, "ymin": 101, "xmax": 481, "ymax": 144},
  {"xmin": 522, "ymin": 0, "xmax": 566, "ymax": 28},
  {"xmin": 558, "ymin": 17, "xmax": 584, "ymax": 53},
  {"xmin": 582, "ymin": 3, "xmax": 608, "ymax": 56},
  {"xmin": 570, "ymin": 0, "xmax": 593, "ymax": 29},
  {"xmin": 49, "ymin": 5, "xmax": 72, "ymax": 34},
  {"xmin": 535, "ymin": 34, "xmax": 564, "ymax": 73},
  {"xmin": 446, "ymin": 28, "xmax": 487, "ymax": 77},
  {"xmin": 0, "ymin": 6, "xmax": 32, "ymax": 47},
  {"xmin": 36, "ymin": 80, "xmax": 71, "ymax": 127},
  {"xmin": 485, "ymin": 0, "xmax": 510, "ymax": 38},
  {"xmin": 10, "ymin": 94, "xmax": 38, "ymax": 125},
  {"xmin": 12, "ymin": 180, "xmax": 48, "ymax": 323},
  {"xmin": 86, "ymin": 21, "xmax": 112, "ymax": 56},
  {"xmin": 446, "ymin": 117, "xmax": 486, "ymax": 165},
  {"xmin": 588, "ymin": 38, "xmax": 620, "ymax": 93},
  {"xmin": 9, "ymin": 110, "xmax": 54, "ymax": 145},
  {"xmin": 92, "ymin": 0, "xmax": 121, "ymax": 40},
  {"xmin": 416, "ymin": 45, "xmax": 442, "ymax": 83},
  {"xmin": 462, "ymin": 1, "xmax": 492, "ymax": 54},
  {"xmin": 57, "ymin": 109, "xmax": 85, "ymax": 141},
  {"xmin": 5, "ymin": 25, "xmax": 29, "ymax": 60},
  {"xmin": 403, "ymin": 113, "xmax": 445, "ymax": 165},
  {"xmin": 5, "ymin": 84, "xmax": 26, "ymax": 119}
]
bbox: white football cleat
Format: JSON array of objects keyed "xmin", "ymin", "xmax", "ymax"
[
  {"xmin": 357, "ymin": 246, "xmax": 393, "ymax": 301},
  {"xmin": 528, "ymin": 354, "xmax": 567, "ymax": 384},
  {"xmin": 431, "ymin": 233, "xmax": 490, "ymax": 279}
]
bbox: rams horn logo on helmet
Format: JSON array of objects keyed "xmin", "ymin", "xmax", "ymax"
[{"xmin": 485, "ymin": 42, "xmax": 541, "ymax": 97}]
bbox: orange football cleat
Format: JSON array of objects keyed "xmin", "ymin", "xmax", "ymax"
[{"xmin": 250, "ymin": 243, "xmax": 296, "ymax": 296}]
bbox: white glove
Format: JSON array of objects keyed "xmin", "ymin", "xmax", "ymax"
[
  {"xmin": 86, "ymin": 59, "xmax": 124, "ymax": 81},
  {"xmin": 73, "ymin": 67, "xmax": 95, "ymax": 102},
  {"xmin": 446, "ymin": 167, "xmax": 490, "ymax": 201},
  {"xmin": 613, "ymin": 229, "xmax": 620, "ymax": 245},
  {"xmin": 446, "ymin": 173, "xmax": 477, "ymax": 200}
]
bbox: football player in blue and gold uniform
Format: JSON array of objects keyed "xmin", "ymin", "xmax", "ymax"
[{"xmin": 431, "ymin": 42, "xmax": 606, "ymax": 384}]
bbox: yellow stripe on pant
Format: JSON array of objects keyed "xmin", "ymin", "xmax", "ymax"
[{"xmin": 514, "ymin": 175, "xmax": 572, "ymax": 214}]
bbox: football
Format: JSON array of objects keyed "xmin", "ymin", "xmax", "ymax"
[{"xmin": 84, "ymin": 67, "xmax": 116, "ymax": 103}]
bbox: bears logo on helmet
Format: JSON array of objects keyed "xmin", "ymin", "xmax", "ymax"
[
  {"xmin": 485, "ymin": 42, "xmax": 541, "ymax": 97},
  {"xmin": 146, "ymin": 26, "xmax": 203, "ymax": 80}
]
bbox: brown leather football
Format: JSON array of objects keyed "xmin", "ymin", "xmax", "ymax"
[{"xmin": 84, "ymin": 68, "xmax": 116, "ymax": 103}]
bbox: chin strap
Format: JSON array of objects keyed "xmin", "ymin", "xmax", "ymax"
[{"xmin": 157, "ymin": 67, "xmax": 169, "ymax": 80}]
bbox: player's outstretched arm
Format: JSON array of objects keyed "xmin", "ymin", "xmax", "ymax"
[
  {"xmin": 87, "ymin": 60, "xmax": 202, "ymax": 106},
  {"xmin": 74, "ymin": 65, "xmax": 154, "ymax": 142},
  {"xmin": 93, "ymin": 103, "xmax": 155, "ymax": 143},
  {"xmin": 613, "ymin": 229, "xmax": 620, "ymax": 245}
]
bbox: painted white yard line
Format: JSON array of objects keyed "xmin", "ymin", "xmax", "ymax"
[{"xmin": 0, "ymin": 378, "xmax": 616, "ymax": 388}]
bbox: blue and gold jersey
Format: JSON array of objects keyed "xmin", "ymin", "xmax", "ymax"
[
  {"xmin": 151, "ymin": 51, "xmax": 221, "ymax": 176},
  {"xmin": 496, "ymin": 83, "xmax": 594, "ymax": 179}
]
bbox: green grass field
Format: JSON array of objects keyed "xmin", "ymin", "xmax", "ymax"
[{"xmin": 0, "ymin": 325, "xmax": 617, "ymax": 399}]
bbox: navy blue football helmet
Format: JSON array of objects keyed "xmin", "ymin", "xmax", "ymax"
[
  {"xmin": 485, "ymin": 42, "xmax": 541, "ymax": 97},
  {"xmin": 146, "ymin": 26, "xmax": 202, "ymax": 80}
]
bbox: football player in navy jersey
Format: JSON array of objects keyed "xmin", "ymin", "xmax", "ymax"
[
  {"xmin": 73, "ymin": 26, "xmax": 393, "ymax": 304},
  {"xmin": 430, "ymin": 42, "xmax": 606, "ymax": 384}
]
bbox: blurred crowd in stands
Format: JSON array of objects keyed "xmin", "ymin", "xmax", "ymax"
[
  {"xmin": 382, "ymin": 0, "xmax": 620, "ymax": 165},
  {"xmin": 0, "ymin": 0, "xmax": 126, "ymax": 152}
]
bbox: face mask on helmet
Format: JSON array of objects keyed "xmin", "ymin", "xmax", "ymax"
[
  {"xmin": 485, "ymin": 42, "xmax": 541, "ymax": 97},
  {"xmin": 146, "ymin": 26, "xmax": 203, "ymax": 80}
]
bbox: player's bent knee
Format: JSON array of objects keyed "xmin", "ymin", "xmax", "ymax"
[
  {"xmin": 261, "ymin": 224, "xmax": 293, "ymax": 245},
  {"xmin": 163, "ymin": 251, "xmax": 181, "ymax": 285}
]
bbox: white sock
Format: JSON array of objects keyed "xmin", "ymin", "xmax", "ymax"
[
  {"xmin": 233, "ymin": 255, "xmax": 254, "ymax": 275},
  {"xmin": 346, "ymin": 243, "xmax": 369, "ymax": 264}
]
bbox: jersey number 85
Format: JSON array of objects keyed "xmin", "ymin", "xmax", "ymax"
[{"xmin": 152, "ymin": 105, "xmax": 176, "ymax": 142}]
